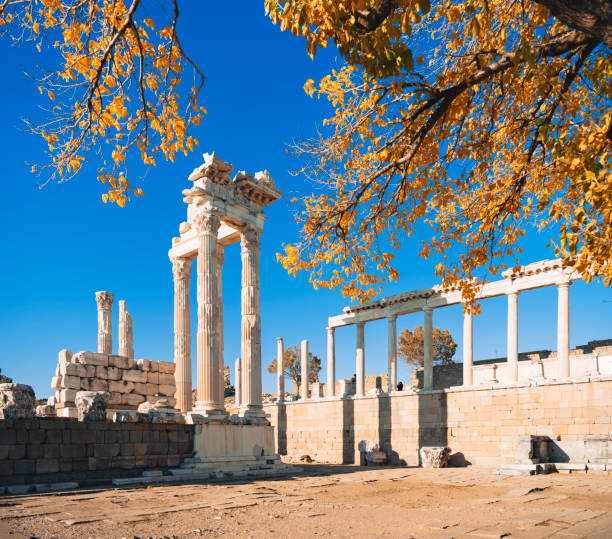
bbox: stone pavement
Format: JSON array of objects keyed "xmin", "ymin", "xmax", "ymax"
[{"xmin": 1, "ymin": 465, "xmax": 612, "ymax": 538}]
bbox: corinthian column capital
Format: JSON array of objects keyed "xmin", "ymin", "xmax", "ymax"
[
  {"xmin": 192, "ymin": 211, "xmax": 221, "ymax": 237},
  {"xmin": 95, "ymin": 291, "xmax": 114, "ymax": 310},
  {"xmin": 171, "ymin": 257, "xmax": 192, "ymax": 281},
  {"xmin": 240, "ymin": 226, "xmax": 261, "ymax": 252}
]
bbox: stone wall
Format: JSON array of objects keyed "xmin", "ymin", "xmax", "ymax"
[
  {"xmin": 0, "ymin": 418, "xmax": 194, "ymax": 486},
  {"xmin": 49, "ymin": 350, "xmax": 176, "ymax": 418},
  {"xmin": 264, "ymin": 377, "xmax": 612, "ymax": 467}
]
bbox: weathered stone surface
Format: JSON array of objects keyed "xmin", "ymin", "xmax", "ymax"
[
  {"xmin": 51, "ymin": 376, "xmax": 62, "ymax": 390},
  {"xmin": 36, "ymin": 404, "xmax": 56, "ymax": 417},
  {"xmin": 61, "ymin": 363, "xmax": 95, "ymax": 378},
  {"xmin": 420, "ymin": 446, "xmax": 450, "ymax": 468},
  {"xmin": 158, "ymin": 384, "xmax": 175, "ymax": 397},
  {"xmin": 80, "ymin": 378, "xmax": 109, "ymax": 392},
  {"xmin": 107, "ymin": 392, "xmax": 122, "ymax": 406},
  {"xmin": 158, "ymin": 361, "xmax": 176, "ymax": 374},
  {"xmin": 124, "ymin": 393, "xmax": 145, "ymax": 406},
  {"xmin": 122, "ymin": 370, "xmax": 147, "ymax": 383},
  {"xmin": 74, "ymin": 351, "xmax": 109, "ymax": 367},
  {"xmin": 62, "ymin": 375, "xmax": 81, "ymax": 390},
  {"xmin": 0, "ymin": 383, "xmax": 35, "ymax": 419},
  {"xmin": 109, "ymin": 355, "xmax": 134, "ymax": 369},
  {"xmin": 146, "ymin": 372, "xmax": 160, "ymax": 384},
  {"xmin": 109, "ymin": 380, "xmax": 135, "ymax": 394},
  {"xmin": 358, "ymin": 440, "xmax": 387, "ymax": 466},
  {"xmin": 158, "ymin": 373, "xmax": 176, "ymax": 386},
  {"xmin": 75, "ymin": 391, "xmax": 109, "ymax": 422},
  {"xmin": 58, "ymin": 389, "xmax": 78, "ymax": 403}
]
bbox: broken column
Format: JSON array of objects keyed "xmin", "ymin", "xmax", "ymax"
[
  {"xmin": 95, "ymin": 291, "xmax": 114, "ymax": 354},
  {"xmin": 235, "ymin": 358, "xmax": 241, "ymax": 407},
  {"xmin": 277, "ymin": 337, "xmax": 284, "ymax": 402},
  {"xmin": 0, "ymin": 383, "xmax": 35, "ymax": 419},
  {"xmin": 118, "ymin": 300, "xmax": 134, "ymax": 359}
]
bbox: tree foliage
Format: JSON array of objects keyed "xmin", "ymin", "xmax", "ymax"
[
  {"xmin": 267, "ymin": 0, "xmax": 612, "ymax": 304},
  {"xmin": 397, "ymin": 325, "xmax": 457, "ymax": 367},
  {"xmin": 0, "ymin": 0, "xmax": 205, "ymax": 206},
  {"xmin": 267, "ymin": 345, "xmax": 322, "ymax": 390}
]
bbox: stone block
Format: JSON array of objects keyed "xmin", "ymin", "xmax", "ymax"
[
  {"xmin": 36, "ymin": 458, "xmax": 60, "ymax": 474},
  {"xmin": 109, "ymin": 355, "xmax": 134, "ymax": 369},
  {"xmin": 74, "ymin": 351, "xmax": 109, "ymax": 367},
  {"xmin": 75, "ymin": 391, "xmax": 109, "ymax": 422},
  {"xmin": 58, "ymin": 349, "xmax": 73, "ymax": 366},
  {"xmin": 0, "ymin": 383, "xmax": 35, "ymax": 419},
  {"xmin": 57, "ymin": 389, "xmax": 78, "ymax": 403},
  {"xmin": 13, "ymin": 460, "xmax": 35, "ymax": 475},
  {"xmin": 109, "ymin": 380, "xmax": 135, "ymax": 394},
  {"xmin": 158, "ymin": 373, "xmax": 176, "ymax": 386},
  {"xmin": 146, "ymin": 372, "xmax": 159, "ymax": 384},
  {"xmin": 51, "ymin": 376, "xmax": 62, "ymax": 390},
  {"xmin": 133, "ymin": 383, "xmax": 149, "ymax": 394},
  {"xmin": 157, "ymin": 361, "xmax": 176, "ymax": 374},
  {"xmin": 97, "ymin": 366, "xmax": 122, "ymax": 381},
  {"xmin": 94, "ymin": 443, "xmax": 120, "ymax": 458},
  {"xmin": 122, "ymin": 370, "xmax": 147, "ymax": 383},
  {"xmin": 107, "ymin": 392, "xmax": 122, "ymax": 406},
  {"xmin": 62, "ymin": 375, "xmax": 81, "ymax": 390},
  {"xmin": 9, "ymin": 444, "xmax": 26, "ymax": 459},
  {"xmin": 124, "ymin": 393, "xmax": 145, "ymax": 406},
  {"xmin": 80, "ymin": 378, "xmax": 109, "ymax": 392},
  {"xmin": 136, "ymin": 359, "xmax": 152, "ymax": 372},
  {"xmin": 47, "ymin": 396, "xmax": 56, "ymax": 406},
  {"xmin": 58, "ymin": 407, "xmax": 77, "ymax": 419},
  {"xmin": 61, "ymin": 363, "xmax": 95, "ymax": 378},
  {"xmin": 158, "ymin": 384, "xmax": 175, "ymax": 397}
]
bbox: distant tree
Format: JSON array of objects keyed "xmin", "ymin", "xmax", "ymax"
[
  {"xmin": 398, "ymin": 326, "xmax": 457, "ymax": 368},
  {"xmin": 267, "ymin": 345, "xmax": 321, "ymax": 392}
]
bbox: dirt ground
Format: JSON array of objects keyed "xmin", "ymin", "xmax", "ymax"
[{"xmin": 1, "ymin": 465, "xmax": 612, "ymax": 538}]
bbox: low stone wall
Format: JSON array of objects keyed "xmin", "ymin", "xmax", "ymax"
[
  {"xmin": 0, "ymin": 418, "xmax": 194, "ymax": 486},
  {"xmin": 264, "ymin": 377, "xmax": 612, "ymax": 467},
  {"xmin": 49, "ymin": 350, "xmax": 176, "ymax": 418}
]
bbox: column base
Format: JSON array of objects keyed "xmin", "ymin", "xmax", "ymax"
[
  {"xmin": 239, "ymin": 405, "xmax": 269, "ymax": 425},
  {"xmin": 192, "ymin": 402, "xmax": 228, "ymax": 420}
]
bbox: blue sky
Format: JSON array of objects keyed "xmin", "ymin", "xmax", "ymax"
[{"xmin": 0, "ymin": 3, "xmax": 610, "ymax": 400}]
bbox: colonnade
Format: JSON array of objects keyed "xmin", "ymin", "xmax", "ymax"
[
  {"xmin": 323, "ymin": 273, "xmax": 574, "ymax": 395},
  {"xmin": 171, "ymin": 220, "xmax": 263, "ymax": 418}
]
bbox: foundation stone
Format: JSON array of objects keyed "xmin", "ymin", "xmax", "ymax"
[{"xmin": 420, "ymin": 446, "xmax": 451, "ymax": 468}]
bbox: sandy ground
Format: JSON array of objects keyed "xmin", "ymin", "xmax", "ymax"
[{"xmin": 1, "ymin": 465, "xmax": 612, "ymax": 538}]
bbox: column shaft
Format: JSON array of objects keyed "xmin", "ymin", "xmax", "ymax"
[
  {"xmin": 356, "ymin": 322, "xmax": 365, "ymax": 396},
  {"xmin": 423, "ymin": 307, "xmax": 433, "ymax": 389},
  {"xmin": 326, "ymin": 327, "xmax": 336, "ymax": 397},
  {"xmin": 172, "ymin": 257, "xmax": 192, "ymax": 412},
  {"xmin": 301, "ymin": 339, "xmax": 309, "ymax": 399},
  {"xmin": 95, "ymin": 291, "xmax": 114, "ymax": 355},
  {"xmin": 240, "ymin": 227, "xmax": 263, "ymax": 417},
  {"xmin": 235, "ymin": 358, "xmax": 242, "ymax": 407},
  {"xmin": 217, "ymin": 247, "xmax": 225, "ymax": 407},
  {"xmin": 387, "ymin": 315, "xmax": 397, "ymax": 392},
  {"xmin": 507, "ymin": 291, "xmax": 519, "ymax": 382},
  {"xmin": 118, "ymin": 300, "xmax": 134, "ymax": 359},
  {"xmin": 194, "ymin": 212, "xmax": 223, "ymax": 413},
  {"xmin": 462, "ymin": 308, "xmax": 473, "ymax": 386},
  {"xmin": 557, "ymin": 282, "xmax": 571, "ymax": 378},
  {"xmin": 277, "ymin": 338, "xmax": 285, "ymax": 402}
]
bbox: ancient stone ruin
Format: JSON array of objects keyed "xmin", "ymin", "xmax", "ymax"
[{"xmin": 43, "ymin": 293, "xmax": 176, "ymax": 419}]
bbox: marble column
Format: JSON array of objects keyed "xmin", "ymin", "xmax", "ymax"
[
  {"xmin": 235, "ymin": 358, "xmax": 241, "ymax": 407},
  {"xmin": 387, "ymin": 315, "xmax": 397, "ymax": 392},
  {"xmin": 300, "ymin": 339, "xmax": 309, "ymax": 399},
  {"xmin": 95, "ymin": 291, "xmax": 114, "ymax": 354},
  {"xmin": 462, "ymin": 308, "xmax": 473, "ymax": 386},
  {"xmin": 507, "ymin": 291, "xmax": 519, "ymax": 382},
  {"xmin": 240, "ymin": 226, "xmax": 263, "ymax": 418},
  {"xmin": 326, "ymin": 327, "xmax": 336, "ymax": 397},
  {"xmin": 277, "ymin": 337, "xmax": 285, "ymax": 402},
  {"xmin": 193, "ymin": 212, "xmax": 224, "ymax": 415},
  {"xmin": 217, "ymin": 246, "xmax": 225, "ymax": 407},
  {"xmin": 356, "ymin": 322, "xmax": 365, "ymax": 396},
  {"xmin": 423, "ymin": 307, "xmax": 433, "ymax": 389},
  {"xmin": 557, "ymin": 281, "xmax": 571, "ymax": 378},
  {"xmin": 118, "ymin": 300, "xmax": 134, "ymax": 359},
  {"xmin": 171, "ymin": 257, "xmax": 192, "ymax": 412}
]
